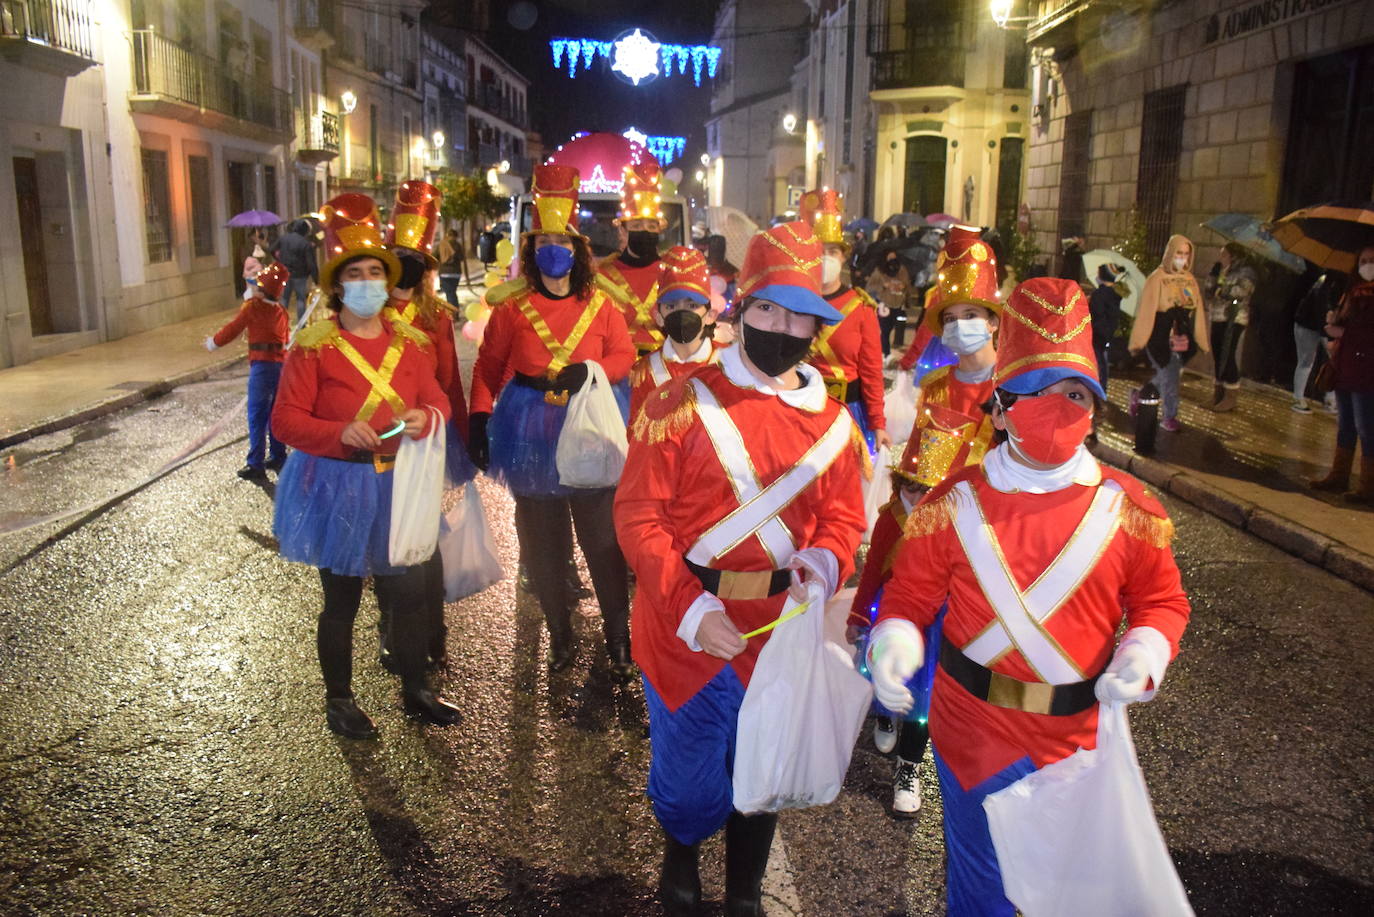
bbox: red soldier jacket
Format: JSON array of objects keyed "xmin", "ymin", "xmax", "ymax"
[
  {"xmin": 848, "ymin": 496, "xmax": 909, "ymax": 629},
  {"xmin": 212, "ymin": 296, "xmax": 289, "ymax": 362},
  {"xmin": 469, "ymin": 278, "xmax": 635, "ymax": 414},
  {"xmin": 628, "ymin": 338, "xmax": 721, "ymax": 420},
  {"xmin": 385, "ymin": 295, "xmax": 468, "ymax": 433},
  {"xmin": 808, "ymin": 287, "xmax": 887, "ymax": 430},
  {"xmin": 270, "ymin": 316, "xmax": 450, "ymax": 459},
  {"xmin": 877, "ymin": 455, "xmax": 1190, "ymax": 791},
  {"xmin": 614, "ymin": 345, "xmax": 870, "ymax": 711},
  {"xmin": 598, "ymin": 257, "xmax": 663, "ymax": 353}
]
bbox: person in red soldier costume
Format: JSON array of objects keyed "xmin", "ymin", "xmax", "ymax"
[
  {"xmin": 848, "ymin": 404, "xmax": 981, "ymax": 817},
  {"xmin": 868, "ymin": 277, "xmax": 1191, "ymax": 916},
  {"xmin": 615, "ymin": 222, "xmax": 868, "ymax": 916},
  {"xmin": 627, "ymin": 246, "xmax": 721, "ymax": 419},
  {"xmin": 271, "ymin": 193, "xmax": 462, "ymax": 740},
  {"xmin": 206, "ymin": 261, "xmax": 290, "ymax": 480},
  {"xmin": 467, "ymin": 164, "xmax": 636, "ymax": 677},
  {"xmin": 599, "ymin": 159, "xmax": 668, "ymax": 356},
  {"xmin": 799, "ymin": 189, "xmax": 891, "ymax": 455}
]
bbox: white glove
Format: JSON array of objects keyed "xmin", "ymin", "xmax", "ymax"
[
  {"xmin": 788, "ymin": 547, "xmax": 839, "ymax": 598},
  {"xmin": 204, "ymin": 337, "xmax": 218, "ymax": 352},
  {"xmin": 867, "ymin": 618, "xmax": 923, "ymax": 714},
  {"xmin": 1095, "ymin": 626, "xmax": 1171, "ymax": 704}
]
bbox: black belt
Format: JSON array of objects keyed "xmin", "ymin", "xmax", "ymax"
[
  {"xmin": 938, "ymin": 640, "xmax": 1100, "ymax": 717},
  {"xmin": 824, "ymin": 378, "xmax": 862, "ymax": 404},
  {"xmin": 685, "ymin": 558, "xmax": 791, "ymax": 601},
  {"xmin": 342, "ymin": 450, "xmax": 397, "ymax": 472},
  {"xmin": 249, "ymin": 342, "xmax": 284, "ymax": 352},
  {"xmin": 636, "ymin": 345, "xmax": 659, "ymax": 357},
  {"xmin": 513, "ymin": 371, "xmax": 573, "ymax": 394}
]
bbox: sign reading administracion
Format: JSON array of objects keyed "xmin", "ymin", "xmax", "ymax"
[{"xmin": 1205, "ymin": 0, "xmax": 1352, "ymax": 44}]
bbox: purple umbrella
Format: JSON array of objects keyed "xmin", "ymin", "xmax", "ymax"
[{"xmin": 225, "ymin": 209, "xmax": 282, "ymax": 228}]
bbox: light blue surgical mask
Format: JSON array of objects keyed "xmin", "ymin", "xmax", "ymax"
[
  {"xmin": 341, "ymin": 279, "xmax": 389, "ymax": 318},
  {"xmin": 941, "ymin": 317, "xmax": 992, "ymax": 356}
]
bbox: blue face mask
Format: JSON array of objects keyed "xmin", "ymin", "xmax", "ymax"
[
  {"xmin": 340, "ymin": 279, "xmax": 389, "ymax": 318},
  {"xmin": 941, "ymin": 317, "xmax": 992, "ymax": 356},
  {"xmin": 534, "ymin": 244, "xmax": 575, "ymax": 278}
]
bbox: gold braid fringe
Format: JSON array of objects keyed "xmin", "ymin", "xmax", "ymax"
[
  {"xmin": 292, "ymin": 320, "xmax": 338, "ymax": 351},
  {"xmin": 1119, "ymin": 501, "xmax": 1175, "ymax": 548},
  {"xmin": 851, "ymin": 425, "xmax": 874, "ymax": 482},
  {"xmin": 630, "ymin": 382, "xmax": 698, "ymax": 445},
  {"xmin": 903, "ymin": 495, "xmax": 953, "ymax": 538}
]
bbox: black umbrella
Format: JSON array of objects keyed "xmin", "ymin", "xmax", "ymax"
[{"xmin": 1267, "ymin": 201, "xmax": 1374, "ymax": 274}]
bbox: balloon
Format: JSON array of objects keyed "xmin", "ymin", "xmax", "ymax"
[
  {"xmin": 495, "ymin": 238, "xmax": 515, "ymax": 265},
  {"xmin": 461, "ymin": 316, "xmax": 490, "ymax": 344},
  {"xmin": 665, "ymin": 167, "xmax": 684, "ymax": 185},
  {"xmin": 661, "ymin": 179, "xmax": 679, "ymax": 197},
  {"xmin": 465, "ymin": 300, "xmax": 492, "ymax": 323}
]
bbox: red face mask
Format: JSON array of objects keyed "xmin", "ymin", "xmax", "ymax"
[{"xmin": 1003, "ymin": 393, "xmax": 1094, "ymax": 466}]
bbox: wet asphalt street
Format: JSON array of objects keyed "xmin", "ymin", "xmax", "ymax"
[{"xmin": 1, "ymin": 363, "xmax": 1372, "ymax": 916}]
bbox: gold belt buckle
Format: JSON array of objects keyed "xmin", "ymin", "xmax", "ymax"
[
  {"xmin": 985, "ymin": 672, "xmax": 1055, "ymax": 716},
  {"xmin": 825, "ymin": 379, "xmax": 847, "ymax": 401},
  {"xmin": 543, "ymin": 368, "xmax": 570, "ymax": 406},
  {"xmin": 372, "ymin": 453, "xmax": 396, "ymax": 473},
  {"xmin": 716, "ymin": 569, "xmax": 776, "ymax": 601}
]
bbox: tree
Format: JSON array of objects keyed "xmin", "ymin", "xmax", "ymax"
[{"xmin": 436, "ymin": 171, "xmax": 509, "ymax": 282}]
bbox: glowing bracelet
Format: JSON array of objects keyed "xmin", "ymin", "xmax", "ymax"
[
  {"xmin": 740, "ymin": 599, "xmax": 811, "ymax": 639},
  {"xmin": 378, "ymin": 419, "xmax": 407, "ymax": 440}
]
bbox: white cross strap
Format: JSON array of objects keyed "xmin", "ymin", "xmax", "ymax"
[
  {"xmin": 648, "ymin": 351, "xmax": 672, "ymax": 387},
  {"xmin": 686, "ymin": 378, "xmax": 855, "ymax": 569},
  {"xmin": 951, "ymin": 480, "xmax": 1124, "ymax": 685}
]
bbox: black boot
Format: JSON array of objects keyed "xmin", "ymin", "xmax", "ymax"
[
  {"xmin": 724, "ymin": 812, "xmax": 777, "ymax": 917},
  {"xmin": 325, "ymin": 697, "xmax": 378, "ymax": 739},
  {"xmin": 546, "ymin": 615, "xmax": 576, "ymax": 672},
  {"xmin": 659, "ymin": 830, "xmax": 701, "ymax": 916},
  {"xmin": 403, "ymin": 684, "xmax": 463, "ymax": 726},
  {"xmin": 602, "ymin": 602, "xmax": 636, "ymax": 681}
]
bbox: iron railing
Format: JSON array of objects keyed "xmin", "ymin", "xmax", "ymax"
[
  {"xmin": 0, "ymin": 0, "xmax": 95, "ymax": 60},
  {"xmin": 471, "ymin": 81, "xmax": 527, "ymax": 128},
  {"xmin": 298, "ymin": 108, "xmax": 340, "ymax": 153},
  {"xmin": 871, "ymin": 49, "xmax": 966, "ymax": 91},
  {"xmin": 131, "ymin": 29, "xmax": 291, "ymax": 134}
]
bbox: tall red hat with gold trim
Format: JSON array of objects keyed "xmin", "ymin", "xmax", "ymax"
[
  {"xmin": 385, "ymin": 180, "xmax": 442, "ymax": 260},
  {"xmin": 994, "ymin": 276, "xmax": 1106, "ymax": 399},
  {"xmin": 254, "ymin": 262, "xmax": 290, "ymax": 303},
  {"xmin": 620, "ymin": 160, "xmax": 663, "ymax": 223},
  {"xmin": 924, "ymin": 224, "xmax": 1002, "ymax": 332},
  {"xmin": 319, "ymin": 193, "xmax": 402, "ymax": 290},
  {"xmin": 736, "ymin": 222, "xmax": 844, "ymax": 324},
  {"xmin": 799, "ymin": 189, "xmax": 844, "ymax": 246},
  {"xmin": 658, "ymin": 246, "xmax": 711, "ymax": 306},
  {"xmin": 892, "ymin": 403, "xmax": 980, "ymax": 488},
  {"xmin": 526, "ymin": 164, "xmax": 582, "ymax": 237}
]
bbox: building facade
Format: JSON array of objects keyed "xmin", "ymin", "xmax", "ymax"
[
  {"xmin": 1022, "ymin": 0, "xmax": 1374, "ymax": 270},
  {"xmin": 463, "ymin": 35, "xmax": 530, "ymax": 195}
]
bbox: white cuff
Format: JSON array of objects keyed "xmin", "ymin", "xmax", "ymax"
[
  {"xmin": 204, "ymin": 337, "xmax": 218, "ymax": 352},
  {"xmin": 867, "ymin": 617, "xmax": 922, "ymax": 670},
  {"xmin": 677, "ymin": 591, "xmax": 725, "ymax": 653},
  {"xmin": 791, "ymin": 547, "xmax": 839, "ymax": 598},
  {"xmin": 1119, "ymin": 626, "xmax": 1171, "ymax": 702}
]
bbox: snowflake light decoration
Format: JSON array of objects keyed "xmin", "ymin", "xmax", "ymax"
[
  {"xmin": 611, "ymin": 29, "xmax": 660, "ymax": 86},
  {"xmin": 549, "ymin": 32, "xmax": 721, "ymax": 87}
]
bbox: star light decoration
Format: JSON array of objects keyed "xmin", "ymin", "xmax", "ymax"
[{"xmin": 549, "ymin": 31, "xmax": 722, "ymax": 87}]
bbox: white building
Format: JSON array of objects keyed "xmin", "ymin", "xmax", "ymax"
[{"xmin": 463, "ymin": 34, "xmax": 530, "ymax": 194}]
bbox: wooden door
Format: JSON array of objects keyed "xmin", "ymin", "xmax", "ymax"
[{"xmin": 13, "ymin": 157, "xmax": 53, "ymax": 337}]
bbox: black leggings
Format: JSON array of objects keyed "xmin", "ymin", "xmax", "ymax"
[
  {"xmin": 896, "ymin": 717, "xmax": 930, "ymax": 763},
  {"xmin": 318, "ymin": 565, "xmax": 427, "ymax": 697},
  {"xmin": 512, "ymin": 490, "xmax": 629, "ymax": 648},
  {"xmin": 1211, "ymin": 320, "xmax": 1243, "ymax": 385}
]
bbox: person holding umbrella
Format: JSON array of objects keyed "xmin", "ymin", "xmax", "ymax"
[
  {"xmin": 1204, "ymin": 243, "xmax": 1259, "ymax": 413},
  {"xmin": 1311, "ymin": 245, "xmax": 1374, "ymax": 503},
  {"xmin": 1128, "ymin": 235, "xmax": 1208, "ymax": 432}
]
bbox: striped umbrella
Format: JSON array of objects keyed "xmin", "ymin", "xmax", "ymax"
[{"xmin": 1267, "ymin": 202, "xmax": 1374, "ymax": 274}]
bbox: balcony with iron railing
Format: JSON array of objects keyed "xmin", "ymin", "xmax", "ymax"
[
  {"xmin": 0, "ymin": 0, "xmax": 96, "ymax": 75},
  {"xmin": 871, "ymin": 48, "xmax": 967, "ymax": 92},
  {"xmin": 296, "ymin": 108, "xmax": 339, "ymax": 164},
  {"xmin": 293, "ymin": 0, "xmax": 334, "ymax": 51},
  {"xmin": 470, "ymin": 82, "xmax": 527, "ymax": 130},
  {"xmin": 130, "ymin": 29, "xmax": 292, "ymax": 140}
]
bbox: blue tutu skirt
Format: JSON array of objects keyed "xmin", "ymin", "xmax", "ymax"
[
  {"xmin": 846, "ymin": 399, "xmax": 876, "ymax": 456},
  {"xmin": 488, "ymin": 380, "xmax": 631, "ymax": 497},
  {"xmin": 273, "ymin": 452, "xmax": 406, "ymax": 578},
  {"xmin": 445, "ymin": 419, "xmax": 477, "ymax": 487}
]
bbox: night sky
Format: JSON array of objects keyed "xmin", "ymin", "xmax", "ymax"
[{"xmin": 429, "ymin": 1, "xmax": 722, "ymax": 166}]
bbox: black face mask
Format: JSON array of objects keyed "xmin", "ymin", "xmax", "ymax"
[
  {"xmin": 623, "ymin": 230, "xmax": 660, "ymax": 265},
  {"xmin": 394, "ymin": 249, "xmax": 427, "ymax": 290},
  {"xmin": 742, "ymin": 322, "xmax": 813, "ymax": 377},
  {"xmin": 662, "ymin": 308, "xmax": 704, "ymax": 344}
]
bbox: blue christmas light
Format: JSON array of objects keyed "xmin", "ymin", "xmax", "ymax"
[{"xmin": 549, "ymin": 30, "xmax": 722, "ymax": 87}]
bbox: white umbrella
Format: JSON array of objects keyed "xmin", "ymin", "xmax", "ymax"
[{"xmin": 1081, "ymin": 249, "xmax": 1148, "ymax": 317}]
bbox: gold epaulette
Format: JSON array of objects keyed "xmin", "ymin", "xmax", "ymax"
[
  {"xmin": 389, "ymin": 316, "xmax": 432, "ymax": 350},
  {"xmin": 851, "ymin": 423, "xmax": 874, "ymax": 482},
  {"xmin": 292, "ymin": 319, "xmax": 339, "ymax": 351},
  {"xmin": 1119, "ymin": 500, "xmax": 1175, "ymax": 548},
  {"xmin": 630, "ymin": 378, "xmax": 698, "ymax": 445},
  {"xmin": 485, "ymin": 276, "xmax": 529, "ymax": 305},
  {"xmin": 903, "ymin": 495, "xmax": 953, "ymax": 539},
  {"xmin": 854, "ymin": 287, "xmax": 880, "ymax": 309}
]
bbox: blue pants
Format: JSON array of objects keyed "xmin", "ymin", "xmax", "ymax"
[
  {"xmin": 1334, "ymin": 389, "xmax": 1374, "ymax": 453},
  {"xmin": 1147, "ymin": 352, "xmax": 1183, "ymax": 420},
  {"xmin": 282, "ymin": 276, "xmax": 312, "ymax": 323},
  {"xmin": 247, "ymin": 361, "xmax": 285, "ymax": 468},
  {"xmin": 933, "ymin": 749, "xmax": 1037, "ymax": 917},
  {"xmin": 643, "ymin": 667, "xmax": 746, "ymax": 845}
]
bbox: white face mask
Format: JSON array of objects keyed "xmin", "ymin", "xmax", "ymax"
[
  {"xmin": 821, "ymin": 255, "xmax": 843, "ymax": 286},
  {"xmin": 1359, "ymin": 263, "xmax": 1374, "ymax": 282},
  {"xmin": 941, "ymin": 317, "xmax": 992, "ymax": 356},
  {"xmin": 341, "ymin": 279, "xmax": 389, "ymax": 318},
  {"xmin": 1173, "ymin": 255, "xmax": 1189, "ymax": 271}
]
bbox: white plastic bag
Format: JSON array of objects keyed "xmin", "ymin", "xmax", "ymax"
[
  {"xmin": 862, "ymin": 445, "xmax": 892, "ymax": 544},
  {"xmin": 388, "ymin": 407, "xmax": 446, "ymax": 567},
  {"xmin": 732, "ymin": 581, "xmax": 874, "ymax": 814},
  {"xmin": 439, "ymin": 484, "xmax": 504, "ymax": 601},
  {"xmin": 555, "ymin": 360, "xmax": 628, "ymax": 489},
  {"xmin": 884, "ymin": 370, "xmax": 919, "ymax": 443},
  {"xmin": 982, "ymin": 702, "xmax": 1193, "ymax": 917}
]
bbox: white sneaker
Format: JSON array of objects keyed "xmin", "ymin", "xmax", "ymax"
[
  {"xmin": 1291, "ymin": 401, "xmax": 1312, "ymax": 414},
  {"xmin": 892, "ymin": 757, "xmax": 921, "ymax": 817},
  {"xmin": 873, "ymin": 716, "xmax": 897, "ymax": 754}
]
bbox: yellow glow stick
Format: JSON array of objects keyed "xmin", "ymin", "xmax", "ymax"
[{"xmin": 740, "ymin": 599, "xmax": 811, "ymax": 639}]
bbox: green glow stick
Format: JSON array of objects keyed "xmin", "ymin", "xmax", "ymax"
[{"xmin": 740, "ymin": 599, "xmax": 811, "ymax": 639}]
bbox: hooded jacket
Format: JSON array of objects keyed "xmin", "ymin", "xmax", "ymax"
[{"xmin": 1128, "ymin": 234, "xmax": 1209, "ymax": 363}]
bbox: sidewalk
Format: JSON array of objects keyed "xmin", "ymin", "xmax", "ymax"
[{"xmin": 1092, "ymin": 368, "xmax": 1374, "ymax": 592}]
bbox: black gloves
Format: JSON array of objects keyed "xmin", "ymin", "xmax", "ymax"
[
  {"xmin": 394, "ymin": 248, "xmax": 427, "ymax": 291},
  {"xmin": 556, "ymin": 362, "xmax": 589, "ymax": 393},
  {"xmin": 467, "ymin": 412, "xmax": 490, "ymax": 471}
]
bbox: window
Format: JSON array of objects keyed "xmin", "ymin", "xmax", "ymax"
[
  {"xmin": 1136, "ymin": 86, "xmax": 1186, "ymax": 258},
  {"xmin": 1279, "ymin": 43, "xmax": 1374, "ymax": 215},
  {"xmin": 141, "ymin": 148, "xmax": 173, "ymax": 263},
  {"xmin": 1003, "ymin": 28, "xmax": 1028, "ymax": 89},
  {"xmin": 297, "ymin": 177, "xmax": 312, "ymax": 214},
  {"xmin": 995, "ymin": 138, "xmax": 1024, "ymax": 236},
  {"xmin": 1058, "ymin": 109, "xmax": 1092, "ymax": 241},
  {"xmin": 263, "ymin": 164, "xmax": 277, "ymax": 216},
  {"xmin": 187, "ymin": 154, "xmax": 214, "ymax": 257}
]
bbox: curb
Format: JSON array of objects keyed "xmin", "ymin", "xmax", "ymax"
[
  {"xmin": 0, "ymin": 354, "xmax": 246, "ymax": 452},
  {"xmin": 1093, "ymin": 441, "xmax": 1374, "ymax": 594}
]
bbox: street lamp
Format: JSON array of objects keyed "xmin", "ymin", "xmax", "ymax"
[
  {"xmin": 695, "ymin": 169, "xmax": 706, "ymax": 183},
  {"xmin": 700, "ymin": 153, "xmax": 710, "ymax": 166},
  {"xmin": 340, "ymin": 90, "xmax": 357, "ymax": 114},
  {"xmin": 782, "ymin": 113, "xmax": 797, "ymax": 134},
  {"xmin": 990, "ymin": 0, "xmax": 1033, "ymax": 28},
  {"xmin": 432, "ymin": 130, "xmax": 445, "ymax": 149},
  {"xmin": 499, "ymin": 160, "xmax": 511, "ymax": 174}
]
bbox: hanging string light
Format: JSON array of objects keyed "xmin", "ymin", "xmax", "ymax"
[{"xmin": 549, "ymin": 29, "xmax": 722, "ymax": 87}]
